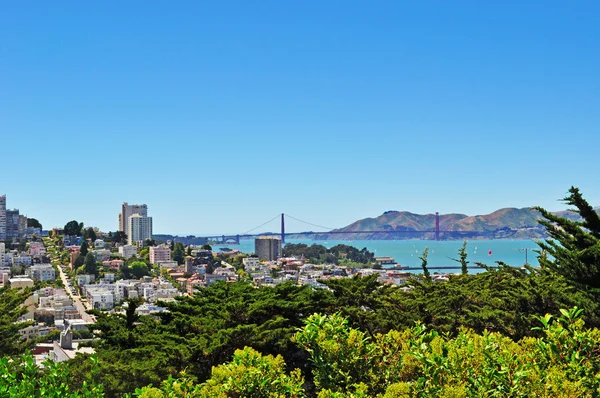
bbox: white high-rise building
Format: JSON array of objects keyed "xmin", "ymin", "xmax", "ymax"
[
  {"xmin": 119, "ymin": 203, "xmax": 148, "ymax": 236},
  {"xmin": 127, "ymin": 214, "xmax": 152, "ymax": 245},
  {"xmin": 0, "ymin": 195, "xmax": 6, "ymax": 241}
]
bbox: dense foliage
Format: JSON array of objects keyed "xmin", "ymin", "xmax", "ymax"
[
  {"xmin": 131, "ymin": 308, "xmax": 600, "ymax": 397},
  {"xmin": 0, "ymin": 353, "xmax": 103, "ymax": 397},
  {"xmin": 68, "ymin": 282, "xmax": 333, "ymax": 396},
  {"xmin": 0, "ymin": 287, "xmax": 34, "ymax": 356},
  {"xmin": 282, "ymin": 243, "xmax": 375, "ymax": 265},
  {"xmin": 534, "ymin": 186, "xmax": 600, "ymax": 289}
]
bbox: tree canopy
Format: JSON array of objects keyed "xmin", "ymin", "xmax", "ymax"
[
  {"xmin": 534, "ymin": 186, "xmax": 600, "ymax": 289},
  {"xmin": 26, "ymin": 218, "xmax": 42, "ymax": 230},
  {"xmin": 64, "ymin": 220, "xmax": 83, "ymax": 236},
  {"xmin": 0, "ymin": 287, "xmax": 34, "ymax": 356}
]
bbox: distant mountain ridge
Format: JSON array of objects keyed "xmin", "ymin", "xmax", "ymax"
[{"xmin": 314, "ymin": 206, "xmax": 600, "ymax": 240}]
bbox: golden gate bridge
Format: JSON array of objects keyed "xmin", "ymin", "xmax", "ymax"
[{"xmin": 200, "ymin": 213, "xmax": 504, "ymax": 245}]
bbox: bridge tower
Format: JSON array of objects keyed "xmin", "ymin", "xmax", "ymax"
[
  {"xmin": 281, "ymin": 213, "xmax": 285, "ymax": 244},
  {"xmin": 435, "ymin": 212, "xmax": 440, "ymax": 241}
]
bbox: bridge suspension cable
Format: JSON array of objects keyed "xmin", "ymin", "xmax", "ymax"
[
  {"xmin": 239, "ymin": 214, "xmax": 281, "ymax": 235},
  {"xmin": 284, "ymin": 213, "xmax": 336, "ymax": 231}
]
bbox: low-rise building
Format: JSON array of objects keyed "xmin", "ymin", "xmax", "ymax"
[
  {"xmin": 92, "ymin": 249, "xmax": 111, "ymax": 262},
  {"xmin": 118, "ymin": 245, "xmax": 137, "ymax": 259},
  {"xmin": 27, "ymin": 264, "xmax": 55, "ymax": 282},
  {"xmin": 103, "ymin": 259, "xmax": 124, "ymax": 270},
  {"xmin": 150, "ymin": 245, "xmax": 171, "ymax": 265},
  {"xmin": 89, "ymin": 290, "xmax": 114, "ymax": 310}
]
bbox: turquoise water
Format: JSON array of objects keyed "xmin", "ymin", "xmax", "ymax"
[{"xmin": 220, "ymin": 239, "xmax": 542, "ymax": 272}]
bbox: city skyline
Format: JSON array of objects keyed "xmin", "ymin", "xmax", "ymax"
[{"xmin": 2, "ymin": 1, "xmax": 599, "ymax": 234}]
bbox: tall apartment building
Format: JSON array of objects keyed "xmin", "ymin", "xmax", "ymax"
[
  {"xmin": 0, "ymin": 195, "xmax": 6, "ymax": 241},
  {"xmin": 18, "ymin": 215, "xmax": 27, "ymax": 235},
  {"xmin": 6, "ymin": 209, "xmax": 20, "ymax": 238},
  {"xmin": 255, "ymin": 237, "xmax": 282, "ymax": 261},
  {"xmin": 127, "ymin": 214, "xmax": 153, "ymax": 245},
  {"xmin": 119, "ymin": 203, "xmax": 148, "ymax": 235}
]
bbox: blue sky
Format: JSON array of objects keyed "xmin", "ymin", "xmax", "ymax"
[{"xmin": 1, "ymin": 1, "xmax": 599, "ymax": 235}]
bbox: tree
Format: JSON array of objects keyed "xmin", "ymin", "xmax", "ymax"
[
  {"xmin": 26, "ymin": 218, "xmax": 42, "ymax": 230},
  {"xmin": 84, "ymin": 253, "xmax": 98, "ymax": 276},
  {"xmin": 451, "ymin": 240, "xmax": 469, "ymax": 275},
  {"xmin": 80, "ymin": 240, "xmax": 89, "ymax": 257},
  {"xmin": 130, "ymin": 261, "xmax": 150, "ymax": 279},
  {"xmin": 112, "ymin": 231, "xmax": 127, "ymax": 245},
  {"xmin": 197, "ymin": 347, "xmax": 305, "ymax": 397},
  {"xmin": 420, "ymin": 247, "xmax": 431, "ymax": 282},
  {"xmin": 0, "ymin": 287, "xmax": 34, "ymax": 355},
  {"xmin": 83, "ymin": 227, "xmax": 97, "ymax": 242},
  {"xmin": 201, "ymin": 244, "xmax": 212, "ymax": 251},
  {"xmin": 64, "ymin": 220, "xmax": 83, "ymax": 236},
  {"xmin": 172, "ymin": 242, "xmax": 185, "ymax": 265},
  {"xmin": 534, "ymin": 187, "xmax": 600, "ymax": 289},
  {"xmin": 0, "ymin": 353, "xmax": 104, "ymax": 397}
]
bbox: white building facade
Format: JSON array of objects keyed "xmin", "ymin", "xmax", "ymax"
[{"xmin": 127, "ymin": 214, "xmax": 153, "ymax": 245}]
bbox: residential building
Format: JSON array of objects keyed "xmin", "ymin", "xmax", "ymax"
[
  {"xmin": 150, "ymin": 245, "xmax": 171, "ymax": 265},
  {"xmin": 255, "ymin": 237, "xmax": 282, "ymax": 261},
  {"xmin": 76, "ymin": 274, "xmax": 95, "ymax": 286},
  {"xmin": 18, "ymin": 215, "xmax": 27, "ymax": 235},
  {"xmin": 6, "ymin": 209, "xmax": 20, "ymax": 238},
  {"xmin": 89, "ymin": 291, "xmax": 114, "ymax": 310},
  {"xmin": 29, "ymin": 242, "xmax": 46, "ymax": 256},
  {"xmin": 243, "ymin": 257, "xmax": 260, "ymax": 269},
  {"xmin": 127, "ymin": 214, "xmax": 152, "ymax": 245},
  {"xmin": 0, "ymin": 243, "xmax": 4, "ymax": 268},
  {"xmin": 0, "ymin": 195, "xmax": 6, "ymax": 241},
  {"xmin": 119, "ymin": 203, "xmax": 148, "ymax": 235},
  {"xmin": 92, "ymin": 249, "xmax": 111, "ymax": 262},
  {"xmin": 103, "ymin": 259, "xmax": 124, "ymax": 270},
  {"xmin": 27, "ymin": 264, "xmax": 56, "ymax": 282},
  {"xmin": 118, "ymin": 245, "xmax": 137, "ymax": 259}
]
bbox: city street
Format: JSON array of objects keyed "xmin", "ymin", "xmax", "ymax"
[{"xmin": 56, "ymin": 264, "xmax": 95, "ymax": 323}]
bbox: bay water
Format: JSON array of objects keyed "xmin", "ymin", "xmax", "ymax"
[{"xmin": 218, "ymin": 239, "xmax": 542, "ymax": 272}]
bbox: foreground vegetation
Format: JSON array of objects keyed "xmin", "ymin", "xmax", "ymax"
[{"xmin": 1, "ymin": 186, "xmax": 600, "ymax": 397}]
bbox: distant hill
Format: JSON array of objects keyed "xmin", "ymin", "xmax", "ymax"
[{"xmin": 312, "ymin": 206, "xmax": 600, "ymax": 240}]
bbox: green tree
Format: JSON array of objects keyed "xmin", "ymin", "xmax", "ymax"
[
  {"xmin": 534, "ymin": 186, "xmax": 600, "ymax": 289},
  {"xmin": 0, "ymin": 287, "xmax": 34, "ymax": 355},
  {"xmin": 419, "ymin": 247, "xmax": 431, "ymax": 282},
  {"xmin": 130, "ymin": 261, "xmax": 150, "ymax": 279},
  {"xmin": 80, "ymin": 240, "xmax": 89, "ymax": 256},
  {"xmin": 26, "ymin": 218, "xmax": 42, "ymax": 230},
  {"xmin": 84, "ymin": 252, "xmax": 98, "ymax": 276},
  {"xmin": 198, "ymin": 347, "xmax": 305, "ymax": 397},
  {"xmin": 113, "ymin": 231, "xmax": 128, "ymax": 245},
  {"xmin": 201, "ymin": 243, "xmax": 212, "ymax": 251},
  {"xmin": 64, "ymin": 220, "xmax": 83, "ymax": 236},
  {"xmin": 0, "ymin": 353, "xmax": 104, "ymax": 397},
  {"xmin": 451, "ymin": 240, "xmax": 469, "ymax": 275},
  {"xmin": 84, "ymin": 227, "xmax": 97, "ymax": 242},
  {"xmin": 172, "ymin": 242, "xmax": 185, "ymax": 265}
]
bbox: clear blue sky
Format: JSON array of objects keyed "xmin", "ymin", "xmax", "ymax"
[{"xmin": 1, "ymin": 1, "xmax": 599, "ymax": 235}]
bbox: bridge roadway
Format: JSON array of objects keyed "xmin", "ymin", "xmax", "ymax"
[{"xmin": 202, "ymin": 229, "xmax": 496, "ymax": 244}]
